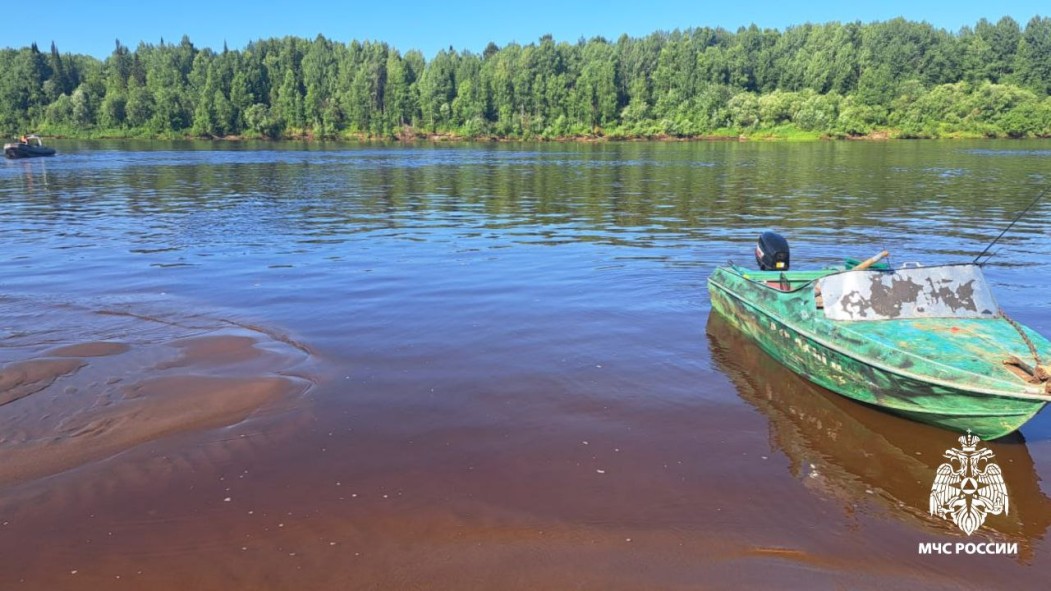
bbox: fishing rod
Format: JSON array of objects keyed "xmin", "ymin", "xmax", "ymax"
[{"xmin": 973, "ymin": 187, "xmax": 1048, "ymax": 265}]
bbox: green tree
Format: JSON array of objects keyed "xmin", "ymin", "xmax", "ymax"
[
  {"xmin": 98, "ymin": 92, "xmax": 127, "ymax": 128},
  {"xmin": 70, "ymin": 85, "xmax": 94, "ymax": 125},
  {"xmin": 1016, "ymin": 17, "xmax": 1051, "ymax": 94},
  {"xmin": 2, "ymin": 17, "xmax": 1049, "ymax": 141},
  {"xmin": 570, "ymin": 39, "xmax": 618, "ymax": 132},
  {"xmin": 727, "ymin": 91, "xmax": 759, "ymax": 128},
  {"xmin": 417, "ymin": 49, "xmax": 457, "ymax": 132},
  {"xmin": 793, "ymin": 92, "xmax": 840, "ymax": 130},
  {"xmin": 124, "ymin": 82, "xmax": 154, "ymax": 128},
  {"xmin": 44, "ymin": 93, "xmax": 73, "ymax": 126}
]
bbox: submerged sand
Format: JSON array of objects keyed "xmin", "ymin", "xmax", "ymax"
[{"xmin": 0, "ymin": 299, "xmax": 315, "ymax": 488}]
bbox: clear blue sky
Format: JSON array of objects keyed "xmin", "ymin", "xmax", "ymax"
[{"xmin": 10, "ymin": 0, "xmax": 1048, "ymax": 59}]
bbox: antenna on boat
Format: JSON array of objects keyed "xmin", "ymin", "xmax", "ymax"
[{"xmin": 973, "ymin": 187, "xmax": 1047, "ymax": 266}]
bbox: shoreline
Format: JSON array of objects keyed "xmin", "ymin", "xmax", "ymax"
[{"xmin": 35, "ymin": 128, "xmax": 1047, "ymax": 144}]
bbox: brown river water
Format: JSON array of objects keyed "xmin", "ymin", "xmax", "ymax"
[{"xmin": 2, "ymin": 140, "xmax": 1051, "ymax": 589}]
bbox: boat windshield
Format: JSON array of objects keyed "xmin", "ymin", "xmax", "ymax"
[{"xmin": 817, "ymin": 264, "xmax": 999, "ymax": 321}]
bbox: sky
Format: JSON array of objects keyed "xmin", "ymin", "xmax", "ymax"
[{"xmin": 8, "ymin": 0, "xmax": 1048, "ymax": 59}]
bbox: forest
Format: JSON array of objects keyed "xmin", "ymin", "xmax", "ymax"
[{"xmin": 2, "ymin": 16, "xmax": 1051, "ymax": 141}]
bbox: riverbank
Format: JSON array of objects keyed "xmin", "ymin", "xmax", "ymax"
[{"xmin": 31, "ymin": 123, "xmax": 1044, "ymax": 144}]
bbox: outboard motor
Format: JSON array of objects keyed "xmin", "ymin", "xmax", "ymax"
[{"xmin": 755, "ymin": 231, "xmax": 790, "ymax": 271}]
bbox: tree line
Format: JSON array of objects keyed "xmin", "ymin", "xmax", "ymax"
[{"xmin": 2, "ymin": 16, "xmax": 1051, "ymax": 141}]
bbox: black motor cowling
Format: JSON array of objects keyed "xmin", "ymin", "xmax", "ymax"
[{"xmin": 755, "ymin": 231, "xmax": 790, "ymax": 271}]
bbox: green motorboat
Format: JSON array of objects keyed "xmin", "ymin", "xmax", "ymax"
[{"xmin": 707, "ymin": 232, "xmax": 1051, "ymax": 439}]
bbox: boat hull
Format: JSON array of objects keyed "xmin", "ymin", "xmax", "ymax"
[
  {"xmin": 707, "ymin": 311, "xmax": 1051, "ymax": 552},
  {"xmin": 4, "ymin": 143, "xmax": 56, "ymax": 159},
  {"xmin": 708, "ymin": 269, "xmax": 1047, "ymax": 439}
]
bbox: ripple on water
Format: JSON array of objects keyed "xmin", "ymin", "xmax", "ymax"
[{"xmin": 0, "ymin": 294, "xmax": 317, "ymax": 488}]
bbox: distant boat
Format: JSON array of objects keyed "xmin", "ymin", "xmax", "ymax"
[
  {"xmin": 4, "ymin": 135, "xmax": 56, "ymax": 159},
  {"xmin": 707, "ymin": 231, "xmax": 1051, "ymax": 439}
]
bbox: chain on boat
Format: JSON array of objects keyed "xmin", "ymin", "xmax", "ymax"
[{"xmin": 999, "ymin": 308, "xmax": 1051, "ymax": 391}]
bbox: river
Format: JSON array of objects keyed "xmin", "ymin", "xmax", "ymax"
[{"xmin": 2, "ymin": 139, "xmax": 1051, "ymax": 589}]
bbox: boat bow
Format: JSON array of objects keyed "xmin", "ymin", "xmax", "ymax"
[{"xmin": 708, "ymin": 261, "xmax": 1051, "ymax": 438}]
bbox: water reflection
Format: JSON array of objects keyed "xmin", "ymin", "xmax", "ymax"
[
  {"xmin": 9, "ymin": 158, "xmax": 49, "ymax": 191},
  {"xmin": 707, "ymin": 312, "xmax": 1051, "ymax": 559},
  {"xmin": 4, "ymin": 142, "xmax": 1049, "ymax": 257}
]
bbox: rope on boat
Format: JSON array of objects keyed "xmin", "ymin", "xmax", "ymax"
[{"xmin": 999, "ymin": 308, "xmax": 1049, "ymax": 385}]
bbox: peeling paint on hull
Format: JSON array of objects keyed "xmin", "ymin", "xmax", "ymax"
[{"xmin": 708, "ymin": 266, "xmax": 1050, "ymax": 439}]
